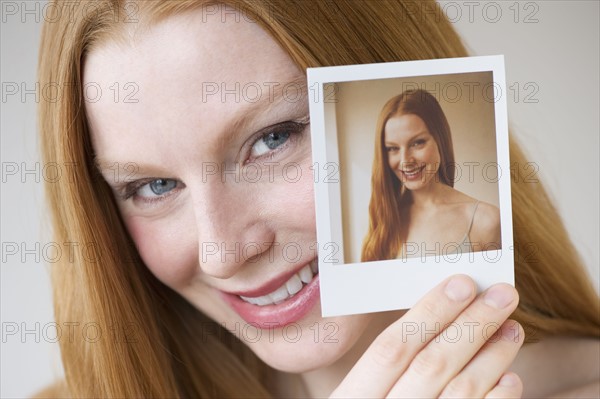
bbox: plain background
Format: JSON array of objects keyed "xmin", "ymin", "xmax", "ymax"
[
  {"xmin": 1, "ymin": 1, "xmax": 598, "ymax": 397},
  {"xmin": 334, "ymin": 72, "xmax": 500, "ymax": 263}
]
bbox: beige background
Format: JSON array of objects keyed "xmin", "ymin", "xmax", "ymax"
[{"xmin": 334, "ymin": 72, "xmax": 500, "ymax": 263}]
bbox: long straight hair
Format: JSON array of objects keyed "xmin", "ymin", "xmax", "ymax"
[
  {"xmin": 362, "ymin": 89, "xmax": 456, "ymax": 261},
  {"xmin": 38, "ymin": 0, "xmax": 599, "ymax": 397}
]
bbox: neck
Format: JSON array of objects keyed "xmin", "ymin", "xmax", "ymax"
[
  {"xmin": 297, "ymin": 310, "xmax": 405, "ymax": 397},
  {"xmin": 407, "ymin": 179, "xmax": 450, "ymax": 207}
]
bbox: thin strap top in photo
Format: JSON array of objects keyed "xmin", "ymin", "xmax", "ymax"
[
  {"xmin": 397, "ymin": 201, "xmax": 481, "ymax": 258},
  {"xmin": 452, "ymin": 200, "xmax": 480, "ymax": 254}
]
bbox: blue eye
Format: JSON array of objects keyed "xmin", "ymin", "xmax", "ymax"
[
  {"xmin": 248, "ymin": 121, "xmax": 308, "ymax": 161},
  {"xmin": 146, "ymin": 179, "xmax": 177, "ymax": 195},
  {"xmin": 251, "ymin": 131, "xmax": 291, "ymax": 157},
  {"xmin": 124, "ymin": 178, "xmax": 179, "ymax": 201},
  {"xmin": 264, "ymin": 131, "xmax": 291, "ymax": 149}
]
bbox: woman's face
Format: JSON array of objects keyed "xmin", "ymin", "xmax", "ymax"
[
  {"xmin": 384, "ymin": 114, "xmax": 441, "ymax": 191},
  {"xmin": 83, "ymin": 8, "xmax": 374, "ymax": 373}
]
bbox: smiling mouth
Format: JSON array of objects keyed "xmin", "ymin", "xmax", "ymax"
[
  {"xmin": 239, "ymin": 258, "xmax": 319, "ymax": 306},
  {"xmin": 400, "ymin": 165, "xmax": 425, "ymax": 178}
]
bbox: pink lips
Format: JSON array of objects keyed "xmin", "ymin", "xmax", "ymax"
[{"xmin": 218, "ymin": 258, "xmax": 320, "ymax": 329}]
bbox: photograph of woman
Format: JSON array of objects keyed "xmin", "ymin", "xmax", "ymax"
[
  {"xmin": 1, "ymin": 1, "xmax": 598, "ymax": 398},
  {"xmin": 362, "ymin": 89, "xmax": 502, "ymax": 262}
]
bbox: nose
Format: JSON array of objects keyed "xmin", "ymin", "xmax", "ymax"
[
  {"xmin": 399, "ymin": 147, "xmax": 415, "ymax": 169},
  {"xmin": 190, "ymin": 177, "xmax": 275, "ymax": 279}
]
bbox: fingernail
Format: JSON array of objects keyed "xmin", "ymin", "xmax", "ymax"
[
  {"xmin": 502, "ymin": 322, "xmax": 522, "ymax": 342},
  {"xmin": 499, "ymin": 373, "xmax": 518, "ymax": 387},
  {"xmin": 444, "ymin": 276, "xmax": 473, "ymax": 302},
  {"xmin": 484, "ymin": 285, "xmax": 514, "ymax": 309}
]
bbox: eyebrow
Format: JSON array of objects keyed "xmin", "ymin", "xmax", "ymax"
[
  {"xmin": 217, "ymin": 75, "xmax": 308, "ymax": 150},
  {"xmin": 93, "ymin": 75, "xmax": 309, "ymax": 178},
  {"xmin": 385, "ymin": 131, "xmax": 428, "ymax": 146}
]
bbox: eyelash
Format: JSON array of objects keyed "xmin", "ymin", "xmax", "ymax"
[
  {"xmin": 120, "ymin": 178, "xmax": 182, "ymax": 203},
  {"xmin": 386, "ymin": 139, "xmax": 426, "ymax": 152},
  {"xmin": 245, "ymin": 120, "xmax": 308, "ymax": 164},
  {"xmin": 118, "ymin": 119, "xmax": 309, "ymax": 204}
]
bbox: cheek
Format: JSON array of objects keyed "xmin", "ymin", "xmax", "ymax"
[
  {"xmin": 125, "ymin": 211, "xmax": 198, "ymax": 289},
  {"xmin": 387, "ymin": 153, "xmax": 401, "ymax": 170},
  {"xmin": 122, "ymin": 159, "xmax": 317, "ymax": 289},
  {"xmin": 268, "ymin": 161, "xmax": 317, "ymax": 232},
  {"xmin": 123, "ymin": 171, "xmax": 316, "ymax": 288},
  {"xmin": 422, "ymin": 144, "xmax": 440, "ymax": 164},
  {"xmin": 387, "ymin": 154, "xmax": 395, "ymax": 168}
]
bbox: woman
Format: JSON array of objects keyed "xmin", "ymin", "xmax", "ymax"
[
  {"xmin": 362, "ymin": 89, "xmax": 501, "ymax": 261},
  {"xmin": 36, "ymin": 1, "xmax": 599, "ymax": 398}
]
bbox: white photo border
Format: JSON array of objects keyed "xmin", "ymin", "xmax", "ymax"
[{"xmin": 307, "ymin": 55, "xmax": 514, "ymax": 317}]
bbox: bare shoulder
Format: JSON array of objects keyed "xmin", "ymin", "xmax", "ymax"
[
  {"xmin": 469, "ymin": 201, "xmax": 501, "ymax": 247},
  {"xmin": 511, "ymin": 336, "xmax": 600, "ymax": 398}
]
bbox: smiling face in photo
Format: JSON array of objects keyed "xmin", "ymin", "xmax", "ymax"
[
  {"xmin": 83, "ymin": 8, "xmax": 379, "ymax": 373},
  {"xmin": 384, "ymin": 113, "xmax": 441, "ymax": 191}
]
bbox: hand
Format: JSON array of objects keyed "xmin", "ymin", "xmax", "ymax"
[{"xmin": 331, "ymin": 275, "xmax": 524, "ymax": 398}]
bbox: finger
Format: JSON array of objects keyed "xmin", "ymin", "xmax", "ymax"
[
  {"xmin": 386, "ymin": 283, "xmax": 519, "ymax": 398},
  {"xmin": 330, "ymin": 275, "xmax": 476, "ymax": 399},
  {"xmin": 439, "ymin": 320, "xmax": 525, "ymax": 398},
  {"xmin": 485, "ymin": 372, "xmax": 523, "ymax": 399}
]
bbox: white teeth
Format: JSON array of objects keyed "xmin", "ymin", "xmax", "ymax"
[
  {"xmin": 299, "ymin": 264, "xmax": 313, "ymax": 284},
  {"xmin": 269, "ymin": 284, "xmax": 290, "ymax": 304},
  {"xmin": 285, "ymin": 274, "xmax": 303, "ymax": 296},
  {"xmin": 402, "ymin": 166, "xmax": 423, "ymax": 176},
  {"xmin": 238, "ymin": 259, "xmax": 319, "ymax": 306},
  {"xmin": 239, "ymin": 295, "xmax": 259, "ymax": 305},
  {"xmin": 253, "ymin": 295, "xmax": 272, "ymax": 306}
]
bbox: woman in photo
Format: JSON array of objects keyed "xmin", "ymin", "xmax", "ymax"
[
  {"xmin": 362, "ymin": 89, "xmax": 501, "ymax": 261},
  {"xmin": 36, "ymin": 1, "xmax": 598, "ymax": 398}
]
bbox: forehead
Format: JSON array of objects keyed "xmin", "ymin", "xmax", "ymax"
[
  {"xmin": 83, "ymin": 8, "xmax": 304, "ymax": 162},
  {"xmin": 384, "ymin": 114, "xmax": 428, "ymax": 139},
  {"xmin": 84, "ymin": 7, "xmax": 301, "ymax": 93}
]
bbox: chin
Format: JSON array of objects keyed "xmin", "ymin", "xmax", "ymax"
[
  {"xmin": 250, "ymin": 337, "xmax": 343, "ymax": 373},
  {"xmin": 183, "ymin": 287, "xmax": 374, "ymax": 373},
  {"xmin": 243, "ymin": 312, "xmax": 373, "ymax": 373},
  {"xmin": 403, "ymin": 177, "xmax": 434, "ymax": 191}
]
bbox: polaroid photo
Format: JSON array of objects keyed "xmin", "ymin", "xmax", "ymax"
[{"xmin": 307, "ymin": 55, "xmax": 514, "ymax": 317}]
